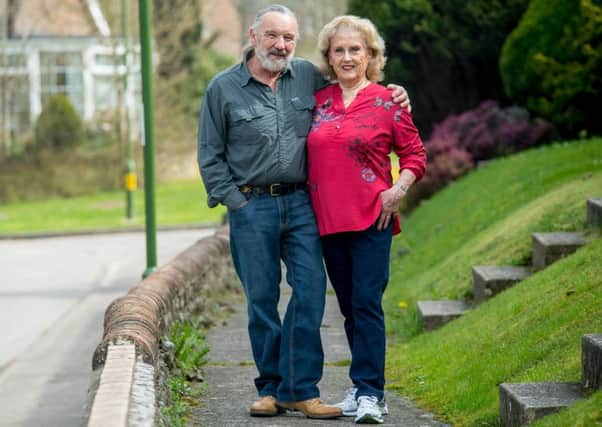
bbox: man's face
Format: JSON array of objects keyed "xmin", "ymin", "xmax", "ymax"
[{"xmin": 250, "ymin": 12, "xmax": 298, "ymax": 73}]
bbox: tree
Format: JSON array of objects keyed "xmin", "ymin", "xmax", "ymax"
[
  {"xmin": 500, "ymin": 0, "xmax": 602, "ymax": 136},
  {"xmin": 151, "ymin": 0, "xmax": 234, "ymax": 120},
  {"xmin": 348, "ymin": 0, "xmax": 529, "ymax": 136}
]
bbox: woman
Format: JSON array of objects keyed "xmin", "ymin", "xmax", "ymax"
[{"xmin": 307, "ymin": 15, "xmax": 426, "ymax": 424}]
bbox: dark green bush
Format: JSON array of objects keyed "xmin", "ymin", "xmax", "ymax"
[
  {"xmin": 349, "ymin": 0, "xmax": 529, "ymax": 136},
  {"xmin": 34, "ymin": 94, "xmax": 84, "ymax": 150},
  {"xmin": 500, "ymin": 0, "xmax": 602, "ymax": 136}
]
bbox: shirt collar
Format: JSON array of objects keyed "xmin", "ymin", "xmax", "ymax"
[{"xmin": 239, "ymin": 49, "xmax": 294, "ymax": 87}]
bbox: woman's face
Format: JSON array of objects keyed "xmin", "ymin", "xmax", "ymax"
[{"xmin": 328, "ymin": 28, "xmax": 371, "ymax": 86}]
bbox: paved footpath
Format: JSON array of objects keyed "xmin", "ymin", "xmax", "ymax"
[{"xmin": 192, "ymin": 283, "xmax": 449, "ymax": 426}]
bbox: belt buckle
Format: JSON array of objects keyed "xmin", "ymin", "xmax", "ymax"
[{"xmin": 269, "ymin": 183, "xmax": 282, "ymax": 196}]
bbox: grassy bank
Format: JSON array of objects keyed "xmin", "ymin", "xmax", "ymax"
[
  {"xmin": 385, "ymin": 138, "xmax": 602, "ymax": 426},
  {"xmin": 387, "ymin": 138, "xmax": 602, "ymax": 338}
]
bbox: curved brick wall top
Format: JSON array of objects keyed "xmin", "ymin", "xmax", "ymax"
[{"xmin": 92, "ymin": 232, "xmax": 230, "ymax": 369}]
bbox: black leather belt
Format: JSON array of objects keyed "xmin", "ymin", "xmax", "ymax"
[{"xmin": 239, "ymin": 183, "xmax": 307, "ymax": 196}]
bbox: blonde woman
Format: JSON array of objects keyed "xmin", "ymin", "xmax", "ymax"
[{"xmin": 307, "ymin": 15, "xmax": 426, "ymax": 424}]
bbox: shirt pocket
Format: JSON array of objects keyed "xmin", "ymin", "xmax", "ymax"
[
  {"xmin": 228, "ymin": 106, "xmax": 271, "ymax": 145},
  {"xmin": 290, "ymin": 95, "xmax": 316, "ymax": 137}
]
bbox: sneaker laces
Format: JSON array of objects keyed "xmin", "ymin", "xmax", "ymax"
[{"xmin": 357, "ymin": 395, "xmax": 379, "ymax": 407}]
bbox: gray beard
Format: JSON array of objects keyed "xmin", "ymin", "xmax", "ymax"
[{"xmin": 255, "ymin": 48, "xmax": 290, "ymax": 73}]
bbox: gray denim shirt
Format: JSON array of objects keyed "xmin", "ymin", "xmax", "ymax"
[{"xmin": 197, "ymin": 53, "xmax": 326, "ymax": 210}]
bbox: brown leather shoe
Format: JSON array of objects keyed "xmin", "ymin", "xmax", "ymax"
[
  {"xmin": 277, "ymin": 397, "xmax": 342, "ymax": 419},
  {"xmin": 249, "ymin": 396, "xmax": 283, "ymax": 417}
]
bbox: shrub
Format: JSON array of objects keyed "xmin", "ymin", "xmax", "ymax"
[
  {"xmin": 431, "ymin": 100, "xmax": 555, "ymax": 161},
  {"xmin": 500, "ymin": 0, "xmax": 602, "ymax": 136},
  {"xmin": 349, "ymin": 0, "xmax": 530, "ymax": 136},
  {"xmin": 34, "ymin": 94, "xmax": 84, "ymax": 150},
  {"xmin": 404, "ymin": 100, "xmax": 555, "ymax": 211}
]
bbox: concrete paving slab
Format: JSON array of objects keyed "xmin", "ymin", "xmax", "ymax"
[
  {"xmin": 587, "ymin": 198, "xmax": 602, "ymax": 228},
  {"xmin": 499, "ymin": 382, "xmax": 584, "ymax": 427},
  {"xmin": 582, "ymin": 334, "xmax": 602, "ymax": 390},
  {"xmin": 531, "ymin": 232, "xmax": 587, "ymax": 271},
  {"xmin": 472, "ymin": 266, "xmax": 531, "ymax": 302},
  {"xmin": 417, "ymin": 300, "xmax": 469, "ymax": 331}
]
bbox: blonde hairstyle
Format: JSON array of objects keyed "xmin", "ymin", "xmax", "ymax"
[{"xmin": 317, "ymin": 15, "xmax": 386, "ymax": 82}]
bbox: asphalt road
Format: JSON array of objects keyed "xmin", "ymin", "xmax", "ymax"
[{"xmin": 0, "ymin": 228, "xmax": 215, "ymax": 427}]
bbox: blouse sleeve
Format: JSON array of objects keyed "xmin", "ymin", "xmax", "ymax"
[{"xmin": 392, "ymin": 108, "xmax": 427, "ymax": 181}]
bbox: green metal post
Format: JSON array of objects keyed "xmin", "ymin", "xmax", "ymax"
[
  {"xmin": 122, "ymin": 0, "xmax": 135, "ymax": 219},
  {"xmin": 138, "ymin": 0, "xmax": 157, "ymax": 277}
]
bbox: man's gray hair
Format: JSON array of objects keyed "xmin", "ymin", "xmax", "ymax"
[{"xmin": 251, "ymin": 4, "xmax": 299, "ymax": 39}]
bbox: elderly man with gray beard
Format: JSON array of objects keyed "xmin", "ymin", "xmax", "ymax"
[{"xmin": 197, "ymin": 4, "xmax": 409, "ymax": 420}]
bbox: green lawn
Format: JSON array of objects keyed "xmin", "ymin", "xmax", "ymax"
[
  {"xmin": 0, "ymin": 179, "xmax": 225, "ymax": 235},
  {"xmin": 385, "ymin": 138, "xmax": 602, "ymax": 426}
]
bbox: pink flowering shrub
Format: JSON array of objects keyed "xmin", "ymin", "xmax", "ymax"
[{"xmin": 404, "ymin": 100, "xmax": 555, "ymax": 211}]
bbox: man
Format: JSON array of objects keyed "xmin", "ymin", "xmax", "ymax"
[{"xmin": 198, "ymin": 4, "xmax": 409, "ymax": 419}]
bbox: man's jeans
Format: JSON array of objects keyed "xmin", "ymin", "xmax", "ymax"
[
  {"xmin": 228, "ymin": 190, "xmax": 326, "ymax": 402},
  {"xmin": 321, "ymin": 223, "xmax": 393, "ymax": 401}
]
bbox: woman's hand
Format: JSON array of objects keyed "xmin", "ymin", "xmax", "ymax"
[{"xmin": 377, "ymin": 186, "xmax": 404, "ymax": 230}]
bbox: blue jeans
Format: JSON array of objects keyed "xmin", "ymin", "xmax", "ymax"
[
  {"xmin": 321, "ymin": 223, "xmax": 393, "ymax": 401},
  {"xmin": 228, "ymin": 190, "xmax": 326, "ymax": 402}
]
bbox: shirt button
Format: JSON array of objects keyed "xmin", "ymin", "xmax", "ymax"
[{"xmin": 336, "ymin": 125, "xmax": 340, "ymax": 129}]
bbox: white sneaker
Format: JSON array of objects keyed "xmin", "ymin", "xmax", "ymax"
[
  {"xmin": 336, "ymin": 387, "xmax": 388, "ymax": 416},
  {"xmin": 336, "ymin": 387, "xmax": 358, "ymax": 416},
  {"xmin": 355, "ymin": 395, "xmax": 384, "ymax": 424}
]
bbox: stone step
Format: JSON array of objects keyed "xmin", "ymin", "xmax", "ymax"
[
  {"xmin": 587, "ymin": 198, "xmax": 602, "ymax": 229},
  {"xmin": 472, "ymin": 266, "xmax": 532, "ymax": 302},
  {"xmin": 582, "ymin": 334, "xmax": 602, "ymax": 390},
  {"xmin": 417, "ymin": 300, "xmax": 469, "ymax": 331},
  {"xmin": 499, "ymin": 382, "xmax": 585, "ymax": 427},
  {"xmin": 531, "ymin": 232, "xmax": 587, "ymax": 271}
]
